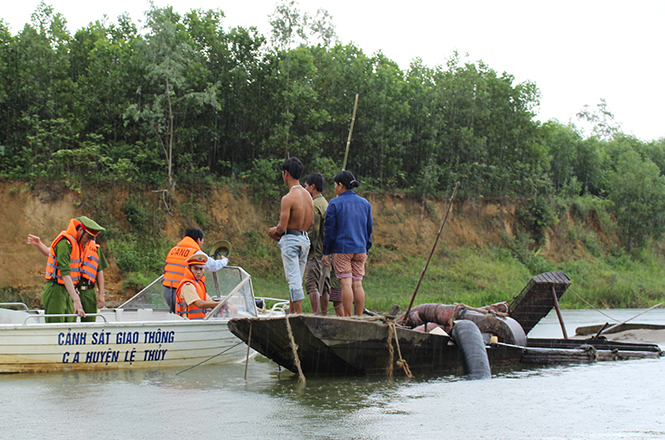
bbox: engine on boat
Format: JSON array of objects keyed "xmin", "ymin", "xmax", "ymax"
[{"xmin": 397, "ymin": 303, "xmax": 527, "ymax": 346}]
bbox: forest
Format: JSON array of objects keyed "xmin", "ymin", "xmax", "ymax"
[{"xmin": 1, "ymin": 2, "xmax": 665, "ymax": 258}]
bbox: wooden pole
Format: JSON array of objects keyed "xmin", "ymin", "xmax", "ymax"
[
  {"xmin": 244, "ymin": 321, "xmax": 253, "ymax": 380},
  {"xmin": 599, "ymin": 303, "xmax": 662, "ymax": 335},
  {"xmin": 399, "ymin": 182, "xmax": 460, "ymax": 325},
  {"xmin": 342, "ymin": 93, "xmax": 359, "ymax": 170},
  {"xmin": 551, "ymin": 285, "xmax": 568, "ymax": 339}
]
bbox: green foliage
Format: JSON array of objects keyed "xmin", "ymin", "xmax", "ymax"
[
  {"xmin": 244, "ymin": 158, "xmax": 284, "ymax": 205},
  {"xmin": 2, "ymin": 2, "xmax": 665, "ymax": 263},
  {"xmin": 605, "ymin": 149, "xmax": 665, "ymax": 250},
  {"xmin": 517, "ymin": 195, "xmax": 558, "ymax": 244},
  {"xmin": 179, "ymin": 192, "xmax": 209, "ymax": 227},
  {"xmin": 501, "ymin": 230, "xmax": 554, "ymax": 275}
]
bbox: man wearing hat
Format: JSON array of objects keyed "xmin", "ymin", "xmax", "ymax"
[
  {"xmin": 28, "ymin": 216, "xmax": 108, "ymax": 323},
  {"xmin": 41, "ymin": 216, "xmax": 105, "ymax": 323},
  {"xmin": 174, "ymin": 252, "xmax": 221, "ymax": 319}
]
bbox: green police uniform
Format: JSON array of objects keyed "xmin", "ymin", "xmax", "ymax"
[{"xmin": 42, "ymin": 239, "xmax": 76, "ymax": 323}]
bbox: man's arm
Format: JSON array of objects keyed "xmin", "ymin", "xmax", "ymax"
[
  {"xmin": 322, "ymin": 201, "xmax": 337, "ymax": 256},
  {"xmin": 191, "ymin": 299, "xmax": 220, "ymax": 309},
  {"xmin": 182, "ymin": 283, "xmax": 219, "ymax": 310},
  {"xmin": 366, "ymin": 204, "xmax": 373, "ymax": 251},
  {"xmin": 204, "ymin": 254, "xmax": 228, "ymax": 272},
  {"xmin": 27, "ymin": 234, "xmax": 49, "ymax": 256},
  {"xmin": 63, "ymin": 275, "xmax": 85, "ymax": 318},
  {"xmin": 97, "ymin": 270, "xmax": 105, "ymax": 309},
  {"xmin": 269, "ymin": 196, "xmax": 292, "ymax": 239}
]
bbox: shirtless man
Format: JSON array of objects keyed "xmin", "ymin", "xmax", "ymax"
[{"xmin": 269, "ymin": 157, "xmax": 314, "ymax": 314}]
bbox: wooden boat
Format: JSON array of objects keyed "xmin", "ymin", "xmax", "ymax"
[
  {"xmin": 576, "ymin": 323, "xmax": 665, "ymax": 335},
  {"xmin": 0, "ymin": 266, "xmax": 288, "ymax": 373},
  {"xmin": 228, "ymin": 315, "xmax": 663, "ymax": 376},
  {"xmin": 228, "ymin": 272, "xmax": 663, "ymax": 377}
]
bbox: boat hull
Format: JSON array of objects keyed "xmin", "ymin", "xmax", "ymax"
[
  {"xmin": 0, "ymin": 309, "xmax": 247, "ymax": 373},
  {"xmin": 228, "ymin": 315, "xmax": 664, "ymax": 377},
  {"xmin": 228, "ymin": 315, "xmax": 524, "ymax": 376}
]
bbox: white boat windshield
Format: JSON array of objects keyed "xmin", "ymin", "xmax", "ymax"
[{"xmin": 119, "ymin": 266, "xmax": 258, "ymax": 318}]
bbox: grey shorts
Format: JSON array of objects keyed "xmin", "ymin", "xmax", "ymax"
[{"xmin": 305, "ymin": 258, "xmax": 330, "ymax": 296}]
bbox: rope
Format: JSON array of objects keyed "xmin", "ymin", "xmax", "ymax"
[
  {"xmin": 386, "ymin": 321, "xmax": 412, "ymax": 378},
  {"xmin": 392, "ymin": 323, "xmax": 412, "ymax": 378},
  {"xmin": 175, "ymin": 341, "xmax": 244, "ymax": 375},
  {"xmin": 568, "ymin": 288, "xmax": 620, "ymax": 322},
  {"xmin": 284, "ymin": 315, "xmax": 306, "ymax": 384},
  {"xmin": 386, "ymin": 322, "xmax": 395, "ymax": 377},
  {"xmin": 453, "ymin": 302, "xmax": 510, "ymax": 318}
]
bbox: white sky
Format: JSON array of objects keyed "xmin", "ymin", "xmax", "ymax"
[{"xmin": 2, "ymin": 0, "xmax": 664, "ymax": 141}]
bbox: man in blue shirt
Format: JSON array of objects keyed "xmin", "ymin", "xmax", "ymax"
[{"xmin": 322, "ymin": 170, "xmax": 373, "ymax": 316}]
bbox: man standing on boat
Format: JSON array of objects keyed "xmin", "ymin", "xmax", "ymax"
[
  {"xmin": 268, "ymin": 157, "xmax": 314, "ymax": 315},
  {"xmin": 304, "ymin": 172, "xmax": 330, "ymax": 315},
  {"xmin": 28, "ymin": 217, "xmax": 108, "ymax": 322},
  {"xmin": 163, "ymin": 227, "xmax": 228, "ymax": 313},
  {"xmin": 175, "ymin": 253, "xmax": 222, "ymax": 319},
  {"xmin": 322, "ymin": 170, "xmax": 373, "ymax": 316},
  {"xmin": 41, "ymin": 216, "xmax": 105, "ymax": 323}
]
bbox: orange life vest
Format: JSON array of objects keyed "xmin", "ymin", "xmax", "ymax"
[
  {"xmin": 45, "ymin": 218, "xmax": 83, "ymax": 285},
  {"xmin": 80, "ymin": 241, "xmax": 100, "ymax": 284},
  {"xmin": 162, "ymin": 237, "xmax": 201, "ymax": 288},
  {"xmin": 175, "ymin": 270, "xmax": 208, "ymax": 319}
]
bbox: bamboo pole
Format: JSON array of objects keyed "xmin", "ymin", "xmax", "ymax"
[
  {"xmin": 342, "ymin": 93, "xmax": 359, "ymax": 170},
  {"xmin": 244, "ymin": 321, "xmax": 253, "ymax": 380},
  {"xmin": 399, "ymin": 182, "xmax": 460, "ymax": 325},
  {"xmin": 599, "ymin": 303, "xmax": 662, "ymax": 335}
]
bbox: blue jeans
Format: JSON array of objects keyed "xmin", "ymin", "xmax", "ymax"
[{"xmin": 278, "ymin": 234, "xmax": 310, "ymax": 302}]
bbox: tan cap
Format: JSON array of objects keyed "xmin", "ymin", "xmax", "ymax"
[{"xmin": 186, "ymin": 252, "xmax": 208, "ymax": 266}]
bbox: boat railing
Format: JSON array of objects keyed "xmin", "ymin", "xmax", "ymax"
[
  {"xmin": 255, "ymin": 297, "xmax": 290, "ymax": 316},
  {"xmin": 0, "ymin": 302, "xmax": 30, "ymax": 311},
  {"xmin": 23, "ymin": 313, "xmax": 109, "ymax": 325}
]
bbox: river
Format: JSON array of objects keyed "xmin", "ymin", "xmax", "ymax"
[{"xmin": 1, "ymin": 309, "xmax": 664, "ymax": 440}]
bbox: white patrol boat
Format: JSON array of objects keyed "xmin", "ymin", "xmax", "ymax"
[{"xmin": 0, "ymin": 266, "xmax": 287, "ymax": 373}]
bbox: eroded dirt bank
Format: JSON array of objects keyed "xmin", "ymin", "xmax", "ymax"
[{"xmin": 0, "ymin": 180, "xmax": 558, "ymax": 303}]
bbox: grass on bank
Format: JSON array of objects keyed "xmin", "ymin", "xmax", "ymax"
[
  {"xmin": 246, "ymin": 245, "xmax": 665, "ymax": 315},
  {"xmin": 4, "ymin": 242, "xmax": 665, "ymax": 313}
]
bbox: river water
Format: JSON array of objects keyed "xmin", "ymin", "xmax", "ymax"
[{"xmin": 2, "ymin": 309, "xmax": 664, "ymax": 440}]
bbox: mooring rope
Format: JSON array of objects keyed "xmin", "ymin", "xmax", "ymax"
[
  {"xmin": 175, "ymin": 341, "xmax": 244, "ymax": 375},
  {"xmin": 386, "ymin": 321, "xmax": 412, "ymax": 378},
  {"xmin": 284, "ymin": 315, "xmax": 306, "ymax": 384},
  {"xmin": 386, "ymin": 322, "xmax": 395, "ymax": 377},
  {"xmin": 568, "ymin": 288, "xmax": 620, "ymax": 322},
  {"xmin": 392, "ymin": 323, "xmax": 412, "ymax": 378}
]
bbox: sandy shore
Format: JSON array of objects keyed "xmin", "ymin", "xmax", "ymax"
[
  {"xmin": 601, "ymin": 328, "xmax": 665, "ymax": 346},
  {"xmin": 574, "ymin": 328, "xmax": 665, "ymax": 347}
]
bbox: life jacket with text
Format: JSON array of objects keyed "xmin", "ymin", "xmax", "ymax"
[
  {"xmin": 80, "ymin": 241, "xmax": 100, "ymax": 284},
  {"xmin": 162, "ymin": 236, "xmax": 201, "ymax": 288},
  {"xmin": 175, "ymin": 270, "xmax": 208, "ymax": 319},
  {"xmin": 45, "ymin": 218, "xmax": 82, "ymax": 285}
]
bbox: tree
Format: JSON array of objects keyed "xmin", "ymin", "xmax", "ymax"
[
  {"xmin": 268, "ymin": 0, "xmax": 337, "ymax": 50},
  {"xmin": 575, "ymin": 98, "xmax": 621, "ymax": 141},
  {"xmin": 124, "ymin": 5, "xmax": 219, "ymax": 187},
  {"xmin": 607, "ymin": 149, "xmax": 665, "ymax": 250},
  {"xmin": 541, "ymin": 121, "xmax": 581, "ymax": 193}
]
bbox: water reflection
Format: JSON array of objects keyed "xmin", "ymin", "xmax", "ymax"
[{"xmin": 2, "ymin": 309, "xmax": 664, "ymax": 440}]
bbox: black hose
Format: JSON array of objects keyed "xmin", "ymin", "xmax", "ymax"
[{"xmin": 451, "ymin": 319, "xmax": 491, "ymax": 379}]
